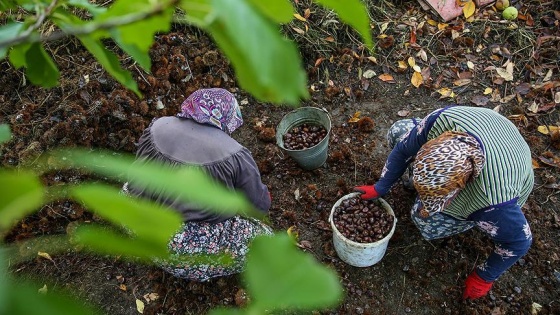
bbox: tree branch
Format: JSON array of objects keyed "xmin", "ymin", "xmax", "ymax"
[{"xmin": 0, "ymin": 0, "xmax": 178, "ymax": 49}]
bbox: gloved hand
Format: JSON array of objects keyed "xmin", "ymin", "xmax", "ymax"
[
  {"xmin": 463, "ymin": 271, "xmax": 494, "ymax": 300},
  {"xmin": 353, "ymin": 185, "xmax": 379, "ymax": 200}
]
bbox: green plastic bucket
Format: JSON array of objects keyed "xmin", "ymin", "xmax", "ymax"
[{"xmin": 276, "ymin": 107, "xmax": 331, "ymax": 170}]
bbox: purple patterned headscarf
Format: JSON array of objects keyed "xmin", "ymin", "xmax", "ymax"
[{"xmin": 177, "ymin": 88, "xmax": 243, "ymax": 133}]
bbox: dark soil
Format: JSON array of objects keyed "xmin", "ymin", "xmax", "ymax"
[{"xmin": 2, "ymin": 1, "xmax": 560, "ymax": 314}]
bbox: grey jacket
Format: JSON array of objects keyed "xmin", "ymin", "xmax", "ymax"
[{"xmin": 128, "ymin": 116, "xmax": 271, "ymax": 223}]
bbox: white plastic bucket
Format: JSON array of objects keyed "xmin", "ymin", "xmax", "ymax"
[{"xmin": 328, "ymin": 192, "xmax": 397, "ymax": 267}]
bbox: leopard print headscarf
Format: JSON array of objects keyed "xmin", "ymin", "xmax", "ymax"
[{"xmin": 412, "ymin": 131, "xmax": 485, "ymax": 218}]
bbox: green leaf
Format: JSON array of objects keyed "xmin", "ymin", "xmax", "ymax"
[
  {"xmin": 97, "ymin": 0, "xmax": 174, "ymax": 71},
  {"xmin": 245, "ymin": 234, "xmax": 343, "ymax": 311},
  {"xmin": 178, "ymin": 0, "xmax": 213, "ymax": 26},
  {"xmin": 0, "ymin": 0, "xmax": 17, "ymax": 10},
  {"xmin": 78, "ymin": 35, "xmax": 140, "ymax": 96},
  {"xmin": 315, "ymin": 0, "xmax": 373, "ymax": 48},
  {"xmin": 8, "ymin": 43, "xmax": 29, "ymax": 68},
  {"xmin": 70, "ymin": 184, "xmax": 182, "ymax": 244},
  {"xmin": 6, "ymin": 279, "xmax": 98, "ymax": 315},
  {"xmin": 208, "ymin": 308, "xmax": 243, "ymax": 315},
  {"xmin": 24, "ymin": 42, "xmax": 60, "ymax": 87},
  {"xmin": 0, "ymin": 249, "xmax": 7, "ymax": 315},
  {"xmin": 72, "ymin": 224, "xmax": 170, "ymax": 260},
  {"xmin": 45, "ymin": 149, "xmax": 259, "ymax": 218},
  {"xmin": 0, "ymin": 124, "xmax": 11, "ymax": 144},
  {"xmin": 0, "ymin": 22, "xmax": 25, "ymax": 59},
  {"xmin": 3, "ymin": 235, "xmax": 71, "ymax": 265},
  {"xmin": 0, "ymin": 170, "xmax": 44, "ymax": 233},
  {"xmin": 246, "ymin": 0, "xmax": 294, "ymax": 23},
  {"xmin": 200, "ymin": 0, "xmax": 308, "ymax": 105},
  {"xmin": 67, "ymin": 0, "xmax": 107, "ymax": 16}
]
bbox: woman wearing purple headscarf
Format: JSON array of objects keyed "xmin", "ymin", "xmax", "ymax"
[{"xmin": 124, "ymin": 88, "xmax": 272, "ymax": 281}]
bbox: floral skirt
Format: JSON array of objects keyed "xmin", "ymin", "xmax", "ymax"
[{"xmin": 159, "ymin": 216, "xmax": 273, "ymax": 282}]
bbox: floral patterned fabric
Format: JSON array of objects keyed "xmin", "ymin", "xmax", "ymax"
[
  {"xmin": 159, "ymin": 216, "xmax": 273, "ymax": 282},
  {"xmin": 177, "ymin": 88, "xmax": 243, "ymax": 134}
]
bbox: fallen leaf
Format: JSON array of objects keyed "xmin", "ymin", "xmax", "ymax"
[
  {"xmin": 463, "ymin": 0, "xmax": 476, "ymax": 18},
  {"xmin": 437, "ymin": 87, "xmax": 456, "ymax": 99},
  {"xmin": 380, "ymin": 22, "xmax": 389, "ymax": 33},
  {"xmin": 496, "ymin": 67, "xmax": 513, "ymax": 81},
  {"xmin": 398, "ymin": 60, "xmax": 408, "ymax": 70},
  {"xmin": 467, "ymin": 61, "xmax": 475, "ymax": 70},
  {"xmin": 294, "ymin": 188, "xmax": 300, "ymax": 201},
  {"xmin": 378, "ymin": 35, "xmax": 394, "ymax": 49},
  {"xmin": 348, "ymin": 111, "xmax": 361, "ymax": 123},
  {"xmin": 484, "ymin": 87, "xmax": 493, "ymax": 95},
  {"xmin": 397, "ymin": 109, "xmax": 410, "ymax": 117},
  {"xmin": 367, "ymin": 56, "xmax": 377, "ymax": 64},
  {"xmin": 527, "ymin": 102, "xmax": 539, "ymax": 113},
  {"xmin": 143, "ymin": 293, "xmax": 159, "ymax": 303},
  {"xmin": 304, "ymin": 8, "xmax": 311, "ymax": 18},
  {"xmin": 411, "ymin": 72, "xmax": 423, "ymax": 88},
  {"xmin": 293, "ymin": 13, "xmax": 306, "ymax": 22},
  {"xmin": 471, "ymin": 95, "xmax": 489, "ymax": 106},
  {"xmin": 292, "ymin": 27, "xmax": 305, "ymax": 35},
  {"xmin": 453, "ymin": 79, "xmax": 471, "ymax": 86},
  {"xmin": 240, "ymin": 98, "xmax": 249, "ymax": 105},
  {"xmin": 417, "ymin": 49, "xmax": 428, "ymax": 62},
  {"xmin": 119, "ymin": 284, "xmax": 127, "ymax": 291},
  {"xmin": 287, "ymin": 225, "xmax": 299, "ymax": 242},
  {"xmin": 407, "ymin": 57, "xmax": 416, "ymax": 67},
  {"xmin": 38, "ymin": 251, "xmax": 53, "ymax": 262},
  {"xmin": 544, "ymin": 69, "xmax": 553, "ymax": 82},
  {"xmin": 378, "ymin": 73, "xmax": 396, "ymax": 83},
  {"xmin": 362, "ymin": 69, "xmax": 376, "ymax": 79},
  {"xmin": 532, "ymin": 158, "xmax": 541, "ymax": 169},
  {"xmin": 412, "ymin": 65, "xmax": 422, "ymax": 73},
  {"xmin": 539, "ymin": 156, "xmax": 560, "ymax": 168},
  {"xmin": 515, "ymin": 83, "xmax": 531, "ymax": 95},
  {"xmin": 555, "ymin": 92, "xmax": 560, "ymax": 104},
  {"xmin": 136, "ymin": 299, "xmax": 145, "ymax": 314},
  {"xmin": 537, "ymin": 125, "xmax": 560, "ymax": 135},
  {"xmin": 325, "ymin": 36, "xmax": 335, "ymax": 42},
  {"xmin": 297, "ymin": 240, "xmax": 313, "ymax": 250},
  {"xmin": 532, "ymin": 302, "xmax": 543, "ymax": 315}
]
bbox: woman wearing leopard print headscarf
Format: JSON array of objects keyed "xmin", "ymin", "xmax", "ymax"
[
  {"xmin": 124, "ymin": 88, "xmax": 272, "ymax": 281},
  {"xmin": 354, "ymin": 106, "xmax": 533, "ymax": 300}
]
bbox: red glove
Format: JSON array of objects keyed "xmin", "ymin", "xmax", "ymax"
[
  {"xmin": 463, "ymin": 271, "xmax": 494, "ymax": 300},
  {"xmin": 353, "ymin": 185, "xmax": 379, "ymax": 200}
]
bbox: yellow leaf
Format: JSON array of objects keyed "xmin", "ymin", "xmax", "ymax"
[
  {"xmin": 437, "ymin": 87, "xmax": 456, "ymax": 99},
  {"xmin": 412, "ymin": 65, "xmax": 422, "ymax": 73},
  {"xmin": 367, "ymin": 56, "xmax": 377, "ymax": 64},
  {"xmin": 287, "ymin": 225, "xmax": 299, "ymax": 242},
  {"xmin": 136, "ymin": 299, "xmax": 145, "ymax": 314},
  {"xmin": 119, "ymin": 284, "xmax": 127, "ymax": 291},
  {"xmin": 407, "ymin": 57, "xmax": 416, "ymax": 67},
  {"xmin": 484, "ymin": 87, "xmax": 493, "ymax": 95},
  {"xmin": 293, "ymin": 13, "xmax": 306, "ymax": 22},
  {"xmin": 398, "ymin": 60, "xmax": 408, "ymax": 70},
  {"xmin": 537, "ymin": 125, "xmax": 560, "ymax": 135},
  {"xmin": 349, "ymin": 111, "xmax": 361, "ymax": 123},
  {"xmin": 411, "ymin": 72, "xmax": 423, "ymax": 88},
  {"xmin": 437, "ymin": 23, "xmax": 448, "ymax": 31},
  {"xmin": 427, "ymin": 19, "xmax": 438, "ymax": 26},
  {"xmin": 463, "ymin": 0, "xmax": 476, "ymax": 18},
  {"xmin": 304, "ymin": 8, "xmax": 311, "ymax": 19},
  {"xmin": 377, "ymin": 34, "xmax": 388, "ymax": 39},
  {"xmin": 380, "ymin": 22, "xmax": 389, "ymax": 33},
  {"xmin": 38, "ymin": 251, "xmax": 53, "ymax": 262}
]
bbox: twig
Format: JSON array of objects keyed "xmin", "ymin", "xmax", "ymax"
[{"xmin": 0, "ymin": 0, "xmax": 178, "ymax": 49}]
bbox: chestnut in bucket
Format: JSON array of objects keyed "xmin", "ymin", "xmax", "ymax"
[
  {"xmin": 282, "ymin": 123, "xmax": 327, "ymax": 150},
  {"xmin": 332, "ymin": 196, "xmax": 394, "ymax": 243}
]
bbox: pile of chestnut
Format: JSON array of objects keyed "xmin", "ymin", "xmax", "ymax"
[
  {"xmin": 282, "ymin": 123, "xmax": 327, "ymax": 150},
  {"xmin": 332, "ymin": 196, "xmax": 394, "ymax": 243}
]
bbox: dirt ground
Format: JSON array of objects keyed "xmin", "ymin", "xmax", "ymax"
[{"xmin": 2, "ymin": 1, "xmax": 560, "ymax": 314}]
